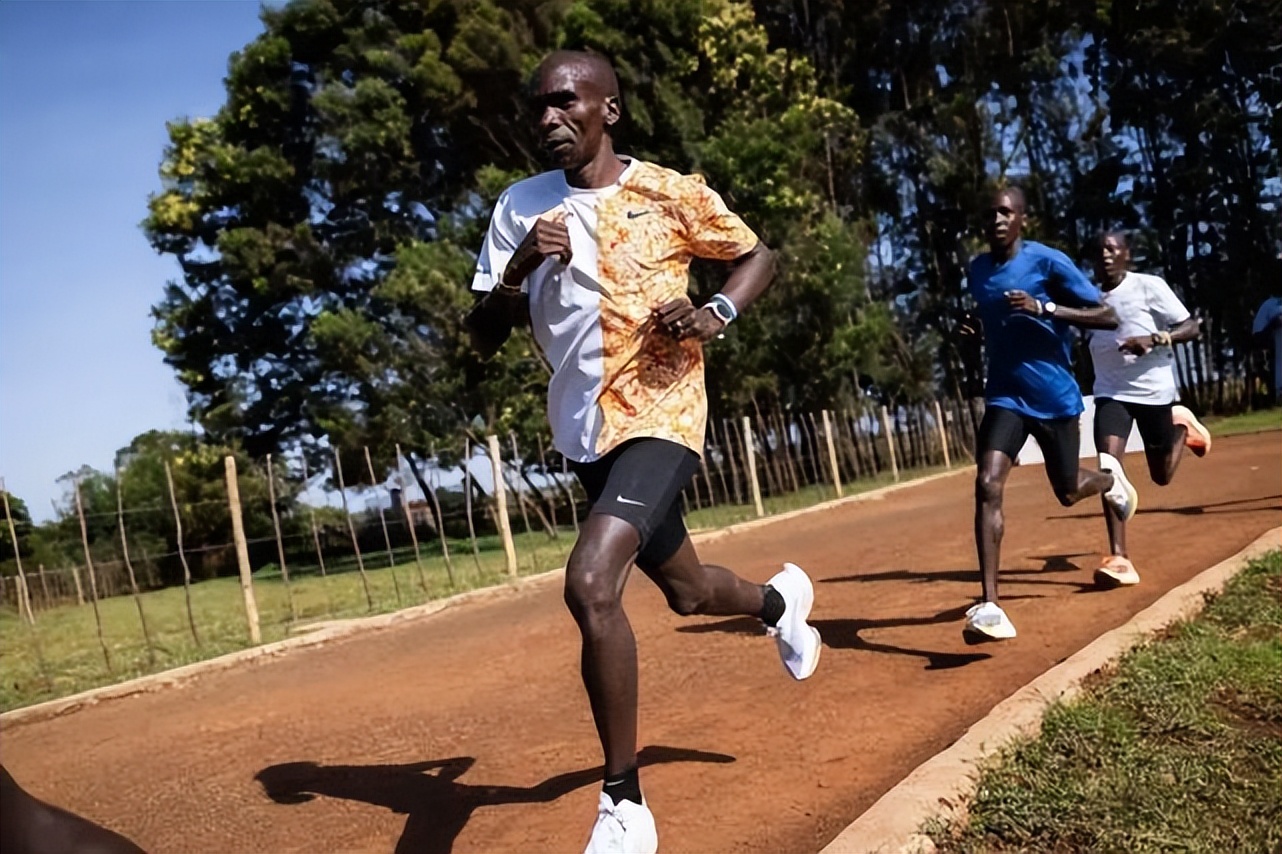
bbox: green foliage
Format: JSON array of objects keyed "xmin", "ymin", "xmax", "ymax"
[
  {"xmin": 145, "ymin": 0, "xmax": 1280, "ymax": 474},
  {"xmin": 30, "ymin": 431, "xmax": 295, "ymax": 584},
  {"xmin": 935, "ymin": 551, "xmax": 1282, "ymax": 853},
  {"xmin": 0, "ymin": 491, "xmax": 33, "ymax": 564}
]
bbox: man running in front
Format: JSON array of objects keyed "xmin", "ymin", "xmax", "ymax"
[
  {"xmin": 965, "ymin": 186, "xmax": 1137, "ymax": 643},
  {"xmin": 465, "ymin": 50, "xmax": 821, "ymax": 853},
  {"xmin": 1088, "ymin": 230, "xmax": 1212, "ymax": 587}
]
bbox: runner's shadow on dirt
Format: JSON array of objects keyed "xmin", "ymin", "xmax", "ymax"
[
  {"xmin": 1050, "ymin": 493, "xmax": 1282, "ymax": 521},
  {"xmin": 675, "ymin": 600, "xmax": 1065, "ymax": 670},
  {"xmin": 255, "ymin": 744, "xmax": 734, "ymax": 854},
  {"xmin": 819, "ymin": 555, "xmax": 1095, "ymax": 590}
]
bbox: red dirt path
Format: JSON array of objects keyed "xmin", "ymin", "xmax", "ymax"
[{"xmin": 2, "ymin": 432, "xmax": 1278, "ymax": 854}]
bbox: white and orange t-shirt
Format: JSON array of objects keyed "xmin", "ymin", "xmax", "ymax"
[{"xmin": 472, "ymin": 158, "xmax": 759, "ymax": 462}]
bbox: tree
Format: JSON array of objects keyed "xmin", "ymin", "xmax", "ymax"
[
  {"xmin": 145, "ymin": 0, "xmax": 901, "ymax": 484},
  {"xmin": 0, "ymin": 490, "xmax": 33, "ymax": 564}
]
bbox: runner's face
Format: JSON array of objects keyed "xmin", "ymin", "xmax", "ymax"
[
  {"xmin": 983, "ymin": 192, "xmax": 1024, "ymax": 252},
  {"xmin": 1098, "ymin": 235, "xmax": 1130, "ymax": 281},
  {"xmin": 531, "ymin": 62, "xmax": 615, "ymax": 169}
]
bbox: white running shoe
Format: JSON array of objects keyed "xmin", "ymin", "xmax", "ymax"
[
  {"xmin": 1094, "ymin": 555, "xmax": 1141, "ymax": 588},
  {"xmin": 1099, "ymin": 453, "xmax": 1139, "ymax": 521},
  {"xmin": 584, "ymin": 792, "xmax": 658, "ymax": 854},
  {"xmin": 1171, "ymin": 404, "xmax": 1211, "ymax": 457},
  {"xmin": 765, "ymin": 563, "xmax": 822, "ymax": 680},
  {"xmin": 963, "ymin": 601, "xmax": 1017, "ymax": 643}
]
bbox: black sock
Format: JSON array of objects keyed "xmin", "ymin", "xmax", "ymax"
[
  {"xmin": 759, "ymin": 584, "xmax": 786, "ymax": 627},
  {"xmin": 603, "ymin": 766, "xmax": 642, "ymax": 806}
]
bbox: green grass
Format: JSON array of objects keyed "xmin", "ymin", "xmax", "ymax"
[
  {"xmin": 0, "ymin": 465, "xmax": 950, "ymax": 712},
  {"xmin": 685, "ymin": 467, "xmax": 950, "ymax": 533},
  {"xmin": 0, "ymin": 528, "xmax": 576, "ymax": 712},
  {"xmin": 1204, "ymin": 407, "xmax": 1281, "ymax": 436},
  {"xmin": 930, "ymin": 550, "xmax": 1282, "ymax": 854}
]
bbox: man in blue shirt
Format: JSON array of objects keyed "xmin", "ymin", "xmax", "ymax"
[{"xmin": 963, "ymin": 187, "xmax": 1138, "ymax": 643}]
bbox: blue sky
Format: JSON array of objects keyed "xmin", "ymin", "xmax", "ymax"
[{"xmin": 0, "ymin": 1, "xmax": 270, "ymax": 521}]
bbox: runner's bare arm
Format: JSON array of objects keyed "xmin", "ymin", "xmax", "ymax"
[
  {"xmin": 465, "ymin": 291, "xmax": 528, "ymax": 360},
  {"xmin": 718, "ymin": 241, "xmax": 776, "ymax": 314},
  {"xmin": 1119, "ymin": 315, "xmax": 1200, "ymax": 355},
  {"xmin": 657, "ymin": 242, "xmax": 776, "ymax": 342},
  {"xmin": 1005, "ymin": 290, "xmax": 1117, "ymax": 330},
  {"xmin": 466, "ymin": 219, "xmax": 571, "ymax": 359}
]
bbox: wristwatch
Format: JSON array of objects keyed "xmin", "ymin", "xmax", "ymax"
[
  {"xmin": 1043, "ymin": 300, "xmax": 1058, "ymax": 317},
  {"xmin": 706, "ymin": 293, "xmax": 738, "ymax": 326}
]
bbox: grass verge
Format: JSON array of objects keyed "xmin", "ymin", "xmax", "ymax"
[
  {"xmin": 1203, "ymin": 407, "xmax": 1281, "ymax": 437},
  {"xmin": 929, "ymin": 549, "xmax": 1282, "ymax": 854}
]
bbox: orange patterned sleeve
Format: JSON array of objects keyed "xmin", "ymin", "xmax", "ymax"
[{"xmin": 678, "ymin": 176, "xmax": 761, "ymax": 261}]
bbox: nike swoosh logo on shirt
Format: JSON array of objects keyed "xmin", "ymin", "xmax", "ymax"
[
  {"xmin": 626, "ymin": 210, "xmax": 653, "ymax": 219},
  {"xmin": 616, "ymin": 495, "xmax": 646, "ymax": 507}
]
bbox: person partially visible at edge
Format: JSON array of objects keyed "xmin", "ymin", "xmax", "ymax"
[
  {"xmin": 463, "ymin": 50, "xmax": 821, "ymax": 854},
  {"xmin": 1, "ymin": 763, "xmax": 146, "ymax": 854},
  {"xmin": 961, "ymin": 186, "xmax": 1136, "ymax": 644},
  {"xmin": 1087, "ymin": 229, "xmax": 1211, "ymax": 588}
]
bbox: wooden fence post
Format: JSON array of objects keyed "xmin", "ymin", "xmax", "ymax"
[
  {"xmin": 224, "ymin": 456, "xmax": 262, "ymax": 645},
  {"xmin": 164, "ymin": 461, "xmax": 201, "ymax": 645},
  {"xmin": 265, "ymin": 455, "xmax": 298, "ymax": 621},
  {"xmin": 115, "ymin": 469, "xmax": 155, "ymax": 664},
  {"xmin": 880, "ymin": 405, "xmax": 901, "ymax": 482},
  {"xmin": 37, "ymin": 564, "xmax": 50, "ymax": 610},
  {"xmin": 364, "ymin": 446, "xmax": 403, "ymax": 606},
  {"xmin": 486, "ymin": 435, "xmax": 519, "ymax": 578},
  {"xmin": 73, "ymin": 480, "xmax": 112, "ymax": 671},
  {"xmin": 394, "ymin": 444, "xmax": 431, "ymax": 593},
  {"xmin": 333, "ymin": 449, "xmax": 374, "ymax": 610},
  {"xmin": 463, "ymin": 439, "xmax": 484, "ymax": 579},
  {"xmin": 1, "ymin": 483, "xmax": 34, "ymax": 625},
  {"xmin": 562, "ymin": 457, "xmax": 580, "ymax": 534},
  {"xmin": 51, "ymin": 499, "xmax": 86, "ymax": 605},
  {"xmin": 741, "ymin": 416, "xmax": 765, "ymax": 517},
  {"xmin": 821, "ymin": 410, "xmax": 845, "ymax": 497},
  {"xmin": 933, "ymin": 399, "xmax": 952, "ymax": 468},
  {"xmin": 721, "ymin": 418, "xmax": 745, "ymax": 505}
]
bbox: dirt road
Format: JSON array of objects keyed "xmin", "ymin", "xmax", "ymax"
[{"xmin": 3, "ymin": 432, "xmax": 1278, "ymax": 854}]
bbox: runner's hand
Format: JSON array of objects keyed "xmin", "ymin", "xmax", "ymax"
[
  {"xmin": 1004, "ymin": 290, "xmax": 1042, "ymax": 316},
  {"xmin": 502, "ymin": 214, "xmax": 571, "ymax": 288},
  {"xmin": 1118, "ymin": 335, "xmax": 1154, "ymax": 356},
  {"xmin": 656, "ymin": 298, "xmax": 725, "ymax": 343}
]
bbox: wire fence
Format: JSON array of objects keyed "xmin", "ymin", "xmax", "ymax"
[{"xmin": 0, "ymin": 396, "xmax": 979, "ymax": 710}]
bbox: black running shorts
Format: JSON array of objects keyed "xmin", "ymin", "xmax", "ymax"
[
  {"xmin": 976, "ymin": 404, "xmax": 1081, "ymax": 498},
  {"xmin": 570, "ymin": 438, "xmax": 700, "ymax": 571},
  {"xmin": 1094, "ymin": 398, "xmax": 1177, "ymax": 453}
]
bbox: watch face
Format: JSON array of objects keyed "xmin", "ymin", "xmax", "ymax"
[
  {"xmin": 708, "ymin": 302, "xmax": 733, "ymax": 324},
  {"xmin": 1045, "ymin": 301, "xmax": 1057, "ymax": 314}
]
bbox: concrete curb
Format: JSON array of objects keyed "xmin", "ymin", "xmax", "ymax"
[
  {"xmin": 1, "ymin": 468, "xmax": 968, "ymax": 730},
  {"xmin": 818, "ymin": 525, "xmax": 1282, "ymax": 854}
]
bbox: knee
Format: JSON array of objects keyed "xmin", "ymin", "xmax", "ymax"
[
  {"xmin": 564, "ymin": 550, "xmax": 623, "ymax": 628},
  {"xmin": 975, "ymin": 472, "xmax": 1004, "ymax": 506}
]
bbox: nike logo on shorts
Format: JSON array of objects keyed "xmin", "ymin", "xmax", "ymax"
[{"xmin": 615, "ymin": 495, "xmax": 646, "ymax": 506}]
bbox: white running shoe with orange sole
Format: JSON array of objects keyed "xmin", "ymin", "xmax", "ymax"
[
  {"xmin": 1171, "ymin": 404, "xmax": 1211, "ymax": 457},
  {"xmin": 1095, "ymin": 555, "xmax": 1141, "ymax": 588},
  {"xmin": 962, "ymin": 601, "xmax": 1017, "ymax": 643}
]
